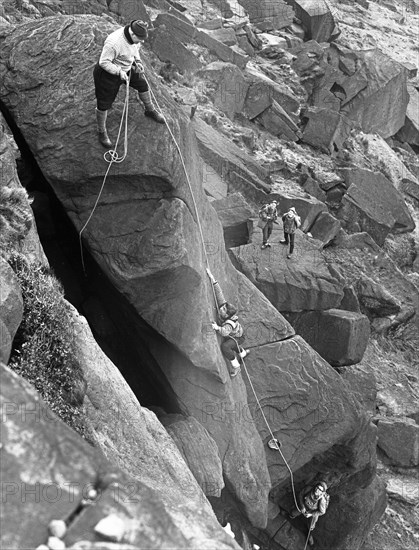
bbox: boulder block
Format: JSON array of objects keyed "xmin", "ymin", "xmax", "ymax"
[
  {"xmin": 293, "ymin": 308, "xmax": 370, "ymax": 366},
  {"xmin": 377, "ymin": 418, "xmax": 419, "ymax": 467}
]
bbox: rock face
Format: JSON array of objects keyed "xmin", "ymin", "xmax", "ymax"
[
  {"xmin": 338, "ymin": 169, "xmax": 415, "ymax": 246},
  {"xmin": 0, "ymin": 258, "xmax": 23, "ymax": 363},
  {"xmin": 160, "ymin": 413, "xmax": 224, "ymax": 497},
  {"xmin": 0, "ymin": 15, "xmax": 383, "ymax": 548},
  {"xmin": 211, "ymin": 192, "xmax": 255, "ymax": 248},
  {"xmin": 230, "ymin": 231, "xmax": 344, "ymax": 312},
  {"xmin": 285, "ymin": 0, "xmax": 340, "ymax": 42},
  {"xmin": 238, "ymin": 0, "xmax": 294, "ymax": 30},
  {"xmin": 291, "ymin": 309, "xmax": 370, "ymax": 366},
  {"xmin": 377, "ymin": 418, "xmax": 419, "ymax": 467},
  {"xmin": 0, "ymin": 364, "xmax": 238, "ymax": 550}
]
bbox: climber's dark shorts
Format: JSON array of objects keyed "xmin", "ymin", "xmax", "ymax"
[{"xmin": 93, "ymin": 63, "xmax": 149, "ymax": 111}]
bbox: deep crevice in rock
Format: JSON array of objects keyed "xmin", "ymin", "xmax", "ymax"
[{"xmin": 1, "ymin": 99, "xmax": 182, "ymax": 414}]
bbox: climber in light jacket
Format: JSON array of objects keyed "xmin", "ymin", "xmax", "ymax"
[
  {"xmin": 280, "ymin": 206, "xmax": 301, "ymax": 259},
  {"xmin": 206, "ymin": 268, "xmax": 249, "ymax": 378},
  {"xmin": 93, "ymin": 20, "xmax": 164, "ymax": 148}
]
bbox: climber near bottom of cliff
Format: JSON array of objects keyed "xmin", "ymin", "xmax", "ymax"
[
  {"xmin": 206, "ymin": 268, "xmax": 250, "ymax": 378},
  {"xmin": 284, "ymin": 481, "xmax": 330, "ymax": 547},
  {"xmin": 93, "ymin": 19, "xmax": 165, "ymax": 148}
]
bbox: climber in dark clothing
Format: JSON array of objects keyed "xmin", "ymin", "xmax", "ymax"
[
  {"xmin": 93, "ymin": 20, "xmax": 164, "ymax": 148},
  {"xmin": 280, "ymin": 206, "xmax": 301, "ymax": 259},
  {"xmin": 289, "ymin": 482, "xmax": 330, "ymax": 546},
  {"xmin": 206, "ymin": 268, "xmax": 249, "ymax": 378},
  {"xmin": 259, "ymin": 199, "xmax": 278, "ymax": 249}
]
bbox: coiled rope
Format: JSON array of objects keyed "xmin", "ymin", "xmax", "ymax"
[{"xmin": 78, "ymin": 72, "xmax": 131, "ymax": 273}]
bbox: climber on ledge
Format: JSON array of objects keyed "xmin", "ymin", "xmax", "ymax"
[
  {"xmin": 280, "ymin": 206, "xmax": 301, "ymax": 259},
  {"xmin": 288, "ymin": 481, "xmax": 330, "ymax": 546},
  {"xmin": 258, "ymin": 199, "xmax": 278, "ymax": 249},
  {"xmin": 93, "ymin": 20, "xmax": 164, "ymax": 148},
  {"xmin": 206, "ymin": 268, "xmax": 249, "ymax": 378}
]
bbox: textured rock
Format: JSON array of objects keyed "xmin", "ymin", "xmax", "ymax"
[
  {"xmin": 198, "ymin": 62, "xmax": 250, "ymax": 119},
  {"xmin": 196, "ymin": 30, "xmax": 249, "ymax": 69},
  {"xmin": 1, "ymin": 364, "xmax": 240, "ymax": 549},
  {"xmin": 308, "ymin": 211, "xmax": 341, "ymax": 246},
  {"xmin": 396, "ymin": 83, "xmax": 419, "ymax": 146},
  {"xmin": 338, "ymin": 169, "xmax": 415, "ymax": 245},
  {"xmin": 341, "ymin": 49, "xmax": 408, "ymax": 138},
  {"xmin": 377, "ymin": 418, "xmax": 419, "ymax": 467},
  {"xmin": 160, "ymin": 413, "xmax": 224, "ymax": 497},
  {"xmin": 338, "ymin": 365, "xmax": 377, "ymax": 415},
  {"xmin": 319, "ymin": 476, "xmax": 387, "ymax": 550},
  {"xmin": 355, "ymin": 275, "xmax": 401, "ymax": 317},
  {"xmin": 238, "ymin": 0, "xmax": 294, "ymax": 31},
  {"xmin": 149, "ymin": 26, "xmax": 202, "ymax": 73},
  {"xmin": 154, "ymin": 12, "xmax": 197, "ymax": 43},
  {"xmin": 211, "ymin": 192, "xmax": 255, "ymax": 248},
  {"xmin": 244, "ymin": 65, "xmax": 300, "ymax": 118},
  {"xmin": 230, "ymin": 233, "xmax": 344, "ymax": 312},
  {"xmin": 292, "ymin": 309, "xmax": 370, "ymax": 366},
  {"xmin": 285, "ymin": 0, "xmax": 340, "ymax": 42},
  {"xmin": 302, "ymin": 107, "xmax": 352, "ymax": 153},
  {"xmin": 256, "ymin": 100, "xmax": 300, "ymax": 141},
  {"xmin": 242, "ymin": 336, "xmax": 377, "ymax": 485},
  {"xmin": 0, "ymin": 258, "xmax": 23, "ymax": 363},
  {"xmin": 192, "ymin": 117, "xmax": 271, "ymax": 202}
]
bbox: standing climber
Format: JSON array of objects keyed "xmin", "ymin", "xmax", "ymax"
[
  {"xmin": 206, "ymin": 268, "xmax": 249, "ymax": 378},
  {"xmin": 258, "ymin": 199, "xmax": 278, "ymax": 249},
  {"xmin": 93, "ymin": 20, "xmax": 164, "ymax": 148},
  {"xmin": 289, "ymin": 482, "xmax": 330, "ymax": 546},
  {"xmin": 280, "ymin": 206, "xmax": 301, "ymax": 259}
]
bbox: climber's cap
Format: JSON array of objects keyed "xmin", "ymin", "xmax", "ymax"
[{"xmin": 130, "ymin": 20, "xmax": 148, "ymax": 39}]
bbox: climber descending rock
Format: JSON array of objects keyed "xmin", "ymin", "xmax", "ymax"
[
  {"xmin": 206, "ymin": 268, "xmax": 249, "ymax": 378},
  {"xmin": 93, "ymin": 20, "xmax": 164, "ymax": 148},
  {"xmin": 280, "ymin": 206, "xmax": 301, "ymax": 259}
]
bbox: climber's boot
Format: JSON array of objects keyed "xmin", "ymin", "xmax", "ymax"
[
  {"xmin": 139, "ymin": 91, "xmax": 165, "ymax": 124},
  {"xmin": 96, "ymin": 108, "xmax": 112, "ymax": 148},
  {"xmin": 230, "ymin": 357, "xmax": 241, "ymax": 378}
]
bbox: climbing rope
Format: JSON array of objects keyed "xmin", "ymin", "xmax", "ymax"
[
  {"xmin": 303, "ymin": 517, "xmax": 315, "ymax": 550},
  {"xmin": 81, "ymin": 70, "xmax": 304, "ymax": 523},
  {"xmin": 150, "ymin": 73, "xmax": 304, "ymax": 516},
  {"xmin": 78, "ymin": 72, "xmax": 131, "ymax": 273},
  {"xmin": 232, "ymin": 334, "xmax": 302, "ymax": 514}
]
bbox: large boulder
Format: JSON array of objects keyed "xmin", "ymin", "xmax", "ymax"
[
  {"xmin": 285, "ymin": 0, "xmax": 340, "ymax": 42},
  {"xmin": 291, "ymin": 308, "xmax": 370, "ymax": 366},
  {"xmin": 0, "ymin": 258, "xmax": 23, "ymax": 363},
  {"xmin": 238, "ymin": 0, "xmax": 294, "ymax": 31},
  {"xmin": 338, "ymin": 168, "xmax": 415, "ymax": 246},
  {"xmin": 341, "ymin": 49, "xmax": 408, "ymax": 138},
  {"xmin": 377, "ymin": 417, "xmax": 419, "ymax": 467},
  {"xmin": 0, "ymin": 363, "xmax": 238, "ymax": 549},
  {"xmin": 230, "ymin": 230, "xmax": 345, "ymax": 312}
]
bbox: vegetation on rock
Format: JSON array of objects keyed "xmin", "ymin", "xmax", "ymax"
[{"xmin": 7, "ymin": 253, "xmax": 88, "ymax": 438}]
